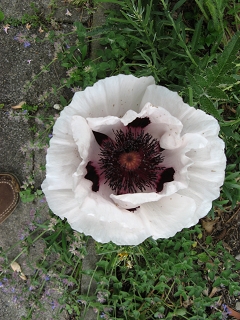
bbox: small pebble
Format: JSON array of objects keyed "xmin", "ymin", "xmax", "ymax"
[
  {"xmin": 53, "ymin": 104, "xmax": 62, "ymax": 110},
  {"xmin": 236, "ymin": 301, "xmax": 240, "ymax": 311},
  {"xmin": 235, "ymin": 253, "xmax": 240, "ymax": 261}
]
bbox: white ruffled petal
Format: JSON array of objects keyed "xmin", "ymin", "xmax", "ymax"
[
  {"xmin": 141, "ymin": 85, "xmax": 220, "ymax": 137},
  {"xmin": 139, "ymin": 193, "xmax": 197, "ymax": 239},
  {"xmin": 178, "ymin": 137, "xmax": 226, "ymax": 218},
  {"xmin": 43, "ymin": 177, "xmax": 150, "ymax": 245},
  {"xmin": 73, "ymin": 178, "xmax": 150, "ymax": 245},
  {"xmin": 71, "ymin": 115, "xmax": 99, "ymax": 165},
  {"xmin": 45, "ymin": 127, "xmax": 79, "ymax": 190},
  {"xmin": 120, "ymin": 109, "xmax": 141, "ymax": 126},
  {"xmin": 69, "ymin": 215, "xmax": 149, "ymax": 245},
  {"xmin": 110, "ymin": 179, "xmax": 188, "ymax": 209},
  {"xmin": 86, "ymin": 116, "xmax": 123, "ymax": 139},
  {"xmin": 63, "ymin": 75, "xmax": 155, "ymax": 119},
  {"xmin": 110, "ymin": 192, "xmax": 162, "ymax": 209},
  {"xmin": 41, "ymin": 179, "xmax": 81, "ymax": 219}
]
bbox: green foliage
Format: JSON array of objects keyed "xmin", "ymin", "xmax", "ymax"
[
  {"xmin": 19, "ymin": 188, "xmax": 36, "ymax": 203},
  {"xmin": 4, "ymin": 2, "xmax": 55, "ymax": 27},
  {"xmin": 194, "ymin": 0, "xmax": 236, "ymax": 44},
  {"xmin": 74, "ymin": 227, "xmax": 240, "ymax": 319},
  {"xmin": 20, "ymin": 188, "xmax": 43, "ymax": 203},
  {"xmin": 222, "ymin": 164, "xmax": 240, "ymax": 207},
  {"xmin": 68, "ymin": 0, "xmax": 89, "ymax": 5},
  {"xmin": 0, "ymin": 10, "xmax": 4, "ymax": 22},
  {"xmin": 22, "ymin": 103, "xmax": 39, "ymax": 113},
  {"xmin": 183, "ymin": 31, "xmax": 240, "ymax": 118}
]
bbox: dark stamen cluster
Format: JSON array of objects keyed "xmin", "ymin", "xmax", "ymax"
[{"xmin": 99, "ymin": 129, "xmax": 164, "ymax": 194}]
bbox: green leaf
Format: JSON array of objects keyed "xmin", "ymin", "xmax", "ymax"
[
  {"xmin": 195, "ymin": 75, "xmax": 207, "ymax": 88},
  {"xmin": 213, "ymin": 278, "xmax": 223, "ymax": 287},
  {"xmin": 187, "ymin": 72, "xmax": 204, "ymax": 95},
  {"xmin": 224, "ymin": 182, "xmax": 240, "ymax": 190},
  {"xmin": 206, "ymin": 87, "xmax": 228, "ymax": 100},
  {"xmin": 205, "ymin": 236, "xmax": 212, "ymax": 244},
  {"xmin": 109, "ymin": 59, "xmax": 116, "ymax": 70},
  {"xmin": 19, "ymin": 190, "xmax": 35, "ymax": 203},
  {"xmin": 207, "ymin": 31, "xmax": 240, "ymax": 86},
  {"xmin": 143, "ymin": 0, "xmax": 153, "ymax": 26},
  {"xmin": 174, "ymin": 308, "xmax": 187, "ymax": 316},
  {"xmin": 155, "ymin": 283, "xmax": 170, "ymax": 292},
  {"xmin": 225, "ymin": 172, "xmax": 240, "ymax": 180},
  {"xmin": 205, "ymin": 0, "xmax": 220, "ymax": 31},
  {"xmin": 99, "ymin": 62, "xmax": 110, "ymax": 71},
  {"xmin": 226, "ymin": 164, "xmax": 237, "ymax": 170},
  {"xmin": 36, "ymin": 189, "xmax": 43, "ymax": 195},
  {"xmin": 81, "ymin": 45, "xmax": 88, "ymax": 59},
  {"xmin": 60, "ymin": 95, "xmax": 68, "ymax": 107},
  {"xmin": 199, "ymin": 95, "xmax": 221, "ymax": 120},
  {"xmin": 0, "ymin": 11, "xmax": 4, "ymax": 22},
  {"xmin": 132, "ymin": 310, "xmax": 140, "ymax": 318},
  {"xmin": 222, "ymin": 185, "xmax": 233, "ymax": 202},
  {"xmin": 190, "ymin": 17, "xmax": 204, "ymax": 52},
  {"xmin": 208, "ymin": 271, "xmax": 215, "ymax": 280},
  {"xmin": 220, "ymin": 76, "xmax": 237, "ymax": 85},
  {"xmin": 218, "ymin": 31, "xmax": 240, "ymax": 68},
  {"xmin": 211, "ymin": 62, "xmax": 234, "ymax": 82},
  {"xmin": 221, "ymin": 269, "xmax": 232, "ymax": 278},
  {"xmin": 96, "ymin": 260, "xmax": 108, "ymax": 269},
  {"xmin": 198, "ymin": 252, "xmax": 209, "ymax": 262},
  {"xmin": 172, "ymin": 0, "xmax": 188, "ymax": 13}
]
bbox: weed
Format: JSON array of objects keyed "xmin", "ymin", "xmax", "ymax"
[{"xmin": 0, "ymin": 10, "xmax": 4, "ymax": 22}]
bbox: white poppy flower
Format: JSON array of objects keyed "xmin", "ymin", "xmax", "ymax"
[{"xmin": 41, "ymin": 75, "xmax": 226, "ymax": 245}]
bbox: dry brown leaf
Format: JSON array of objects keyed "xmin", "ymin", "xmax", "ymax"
[
  {"xmin": 216, "ymin": 228, "xmax": 227, "ymax": 240},
  {"xmin": 26, "ymin": 23, "xmax": 31, "ymax": 30},
  {"xmin": 19, "ymin": 272, "xmax": 27, "ymax": 281},
  {"xmin": 227, "ymin": 306, "xmax": 240, "ymax": 319},
  {"xmin": 10, "ymin": 262, "xmax": 27, "ymax": 280},
  {"xmin": 66, "ymin": 9, "xmax": 72, "ymax": 16},
  {"xmin": 201, "ymin": 217, "xmax": 219, "ymax": 234},
  {"xmin": 38, "ymin": 26, "xmax": 44, "ymax": 33},
  {"xmin": 10, "ymin": 261, "xmax": 21, "ymax": 273},
  {"xmin": 11, "ymin": 101, "xmax": 26, "ymax": 109},
  {"xmin": 209, "ymin": 287, "xmax": 220, "ymax": 298},
  {"xmin": 183, "ymin": 298, "xmax": 193, "ymax": 308},
  {"xmin": 222, "ymin": 241, "xmax": 232, "ymax": 252}
]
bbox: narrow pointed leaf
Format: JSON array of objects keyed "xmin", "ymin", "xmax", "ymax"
[
  {"xmin": 191, "ymin": 17, "xmax": 204, "ymax": 52},
  {"xmin": 199, "ymin": 95, "xmax": 221, "ymax": 120},
  {"xmin": 207, "ymin": 87, "xmax": 228, "ymax": 100}
]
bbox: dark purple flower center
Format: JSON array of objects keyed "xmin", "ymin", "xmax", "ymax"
[
  {"xmin": 99, "ymin": 129, "xmax": 164, "ymax": 194},
  {"xmin": 84, "ymin": 117, "xmax": 175, "ymax": 195}
]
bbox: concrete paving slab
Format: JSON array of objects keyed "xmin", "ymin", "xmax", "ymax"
[
  {"xmin": 0, "ymin": 1, "xmax": 114, "ymax": 319},
  {"xmin": 0, "ymin": 0, "xmax": 90, "ymax": 23},
  {"xmin": 0, "ymin": 201, "xmax": 69, "ymax": 319},
  {"xmin": 0, "ymin": 290, "xmax": 27, "ymax": 319},
  {"xmin": 0, "ymin": 1, "xmax": 91, "ymax": 318},
  {"xmin": 0, "ymin": 111, "xmax": 32, "ymax": 183},
  {"xmin": 81, "ymin": 238, "xmax": 99, "ymax": 320},
  {"xmin": 0, "ymin": 25, "xmax": 71, "ymax": 107}
]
